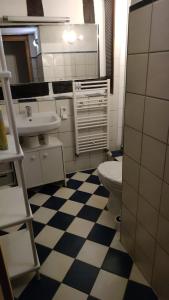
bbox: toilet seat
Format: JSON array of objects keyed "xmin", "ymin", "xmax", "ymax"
[{"xmin": 97, "ymin": 161, "xmax": 122, "ymax": 188}]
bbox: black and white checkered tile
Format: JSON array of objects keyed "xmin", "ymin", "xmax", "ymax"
[{"xmin": 2, "ymin": 170, "xmax": 158, "ymax": 300}]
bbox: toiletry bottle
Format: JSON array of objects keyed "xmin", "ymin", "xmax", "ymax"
[{"xmin": 0, "ymin": 108, "xmax": 8, "ymax": 150}]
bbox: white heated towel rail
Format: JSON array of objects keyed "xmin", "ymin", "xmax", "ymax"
[{"xmin": 73, "ymin": 80, "xmax": 110, "ymax": 155}]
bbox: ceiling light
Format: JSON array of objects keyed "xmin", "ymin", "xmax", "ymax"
[{"xmin": 2, "ymin": 16, "xmax": 70, "ymax": 23}]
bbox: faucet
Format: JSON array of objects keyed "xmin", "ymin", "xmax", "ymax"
[{"xmin": 25, "ymin": 106, "xmax": 32, "ymax": 118}]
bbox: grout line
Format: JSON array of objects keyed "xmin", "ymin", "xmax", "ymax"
[
  {"xmin": 126, "ymin": 91, "xmax": 169, "ymax": 103},
  {"xmin": 128, "ymin": 49, "xmax": 169, "ymax": 55},
  {"xmin": 125, "ymin": 124, "xmax": 169, "ymax": 146}
]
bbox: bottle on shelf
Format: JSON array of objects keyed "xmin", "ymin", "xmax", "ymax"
[{"xmin": 0, "ymin": 108, "xmax": 8, "ymax": 150}]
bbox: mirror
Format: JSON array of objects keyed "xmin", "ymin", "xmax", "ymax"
[{"xmin": 1, "ymin": 24, "xmax": 99, "ymax": 84}]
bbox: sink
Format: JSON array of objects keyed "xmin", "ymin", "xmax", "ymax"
[{"xmin": 6, "ymin": 112, "xmax": 61, "ymax": 136}]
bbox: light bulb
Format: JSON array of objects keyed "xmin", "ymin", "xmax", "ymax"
[
  {"xmin": 78, "ymin": 34, "xmax": 84, "ymax": 41},
  {"xmin": 62, "ymin": 30, "xmax": 77, "ymax": 43}
]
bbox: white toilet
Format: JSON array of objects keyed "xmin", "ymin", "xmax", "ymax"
[{"xmin": 97, "ymin": 160, "xmax": 122, "ymax": 220}]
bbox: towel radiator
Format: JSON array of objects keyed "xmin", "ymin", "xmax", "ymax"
[{"xmin": 73, "ymin": 79, "xmax": 110, "ymax": 155}]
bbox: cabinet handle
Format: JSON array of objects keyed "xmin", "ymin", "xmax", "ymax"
[
  {"xmin": 30, "ymin": 155, "xmax": 36, "ymax": 161},
  {"xmin": 43, "ymin": 153, "xmax": 48, "ymax": 158}
]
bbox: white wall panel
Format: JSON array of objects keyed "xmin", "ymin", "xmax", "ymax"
[
  {"xmin": 42, "ymin": 0, "xmax": 84, "ymax": 23},
  {"xmin": 0, "ymin": 0, "xmax": 27, "ymax": 17}
]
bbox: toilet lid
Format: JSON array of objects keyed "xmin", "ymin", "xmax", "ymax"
[{"xmin": 97, "ymin": 161, "xmax": 122, "ymax": 184}]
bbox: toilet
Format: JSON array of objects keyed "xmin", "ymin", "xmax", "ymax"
[{"xmin": 97, "ymin": 160, "xmax": 122, "ymax": 220}]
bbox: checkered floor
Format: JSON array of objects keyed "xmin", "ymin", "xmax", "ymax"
[{"xmin": 2, "ymin": 169, "xmax": 158, "ymax": 300}]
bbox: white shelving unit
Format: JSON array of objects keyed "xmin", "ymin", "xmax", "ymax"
[
  {"xmin": 0, "ymin": 32, "xmax": 40, "ymax": 279},
  {"xmin": 73, "ymin": 80, "xmax": 110, "ymax": 155}
]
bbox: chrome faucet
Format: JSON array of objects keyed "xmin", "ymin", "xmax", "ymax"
[{"xmin": 25, "ymin": 106, "xmax": 32, "ymax": 118}]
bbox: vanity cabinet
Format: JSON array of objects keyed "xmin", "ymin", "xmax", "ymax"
[
  {"xmin": 23, "ymin": 151, "xmax": 42, "ymax": 188},
  {"xmin": 22, "ymin": 137, "xmax": 65, "ymax": 188},
  {"xmin": 40, "ymin": 148, "xmax": 64, "ymax": 184}
]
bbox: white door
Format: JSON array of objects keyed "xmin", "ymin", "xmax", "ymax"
[{"xmin": 23, "ymin": 151, "xmax": 43, "ymax": 188}]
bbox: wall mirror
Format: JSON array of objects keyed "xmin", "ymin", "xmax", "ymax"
[{"xmin": 1, "ymin": 24, "xmax": 99, "ymax": 84}]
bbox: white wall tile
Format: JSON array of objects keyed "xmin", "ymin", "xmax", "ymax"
[
  {"xmin": 54, "ymin": 66, "xmax": 65, "ymax": 80},
  {"xmin": 141, "ymin": 135, "xmax": 166, "ymax": 178},
  {"xmin": 109, "ymin": 110, "xmax": 118, "ymax": 128},
  {"xmin": 157, "ymin": 215, "xmax": 169, "ymax": 255},
  {"xmin": 109, "ymin": 94, "xmax": 118, "ymax": 110},
  {"xmin": 19, "ymin": 102, "xmax": 39, "ymax": 114},
  {"xmin": 109, "ymin": 126, "xmax": 118, "ymax": 142},
  {"xmin": 126, "ymin": 54, "xmax": 148, "ymax": 94},
  {"xmin": 90, "ymin": 151, "xmax": 106, "ymax": 169},
  {"xmin": 125, "ymin": 93, "xmax": 145, "ymax": 131},
  {"xmin": 75, "ymin": 53, "xmax": 86, "ymax": 65},
  {"xmin": 117, "ymin": 108, "xmax": 124, "ymax": 128},
  {"xmin": 0, "ymin": 104, "xmax": 7, "ymax": 117},
  {"xmin": 135, "ymin": 223, "xmax": 156, "ymax": 263},
  {"xmin": 109, "ymin": 139, "xmax": 119, "ymax": 151},
  {"xmin": 63, "ymin": 147, "xmax": 75, "ymax": 162},
  {"xmin": 65, "ymin": 161, "xmax": 77, "ymax": 173},
  {"xmin": 75, "ymin": 65, "xmax": 86, "ymax": 77},
  {"xmin": 38, "ymin": 100, "xmax": 56, "ymax": 112},
  {"xmin": 43, "ymin": 66, "xmax": 55, "ymax": 81},
  {"xmin": 147, "ymin": 52, "xmax": 169, "ymax": 100},
  {"xmin": 150, "ymin": 0, "xmax": 169, "ymax": 52},
  {"xmin": 57, "ymin": 117, "xmax": 74, "ymax": 133},
  {"xmin": 124, "ymin": 126, "xmax": 142, "ymax": 162},
  {"xmin": 122, "ymin": 181, "xmax": 138, "ymax": 216},
  {"xmin": 0, "ymin": 103, "xmax": 19, "ymax": 117},
  {"xmin": 121, "ymin": 205, "xmax": 136, "ymax": 240},
  {"xmin": 128, "ymin": 4, "xmax": 152, "ymax": 54},
  {"xmin": 164, "ymin": 146, "xmax": 169, "ymax": 184},
  {"xmin": 75, "ymin": 155, "xmax": 91, "ymax": 171},
  {"xmin": 152, "ymin": 245, "xmax": 169, "ymax": 300},
  {"xmin": 138, "ymin": 196, "xmax": 158, "ymax": 237},
  {"xmin": 117, "ymin": 127, "xmax": 123, "ymax": 148},
  {"xmin": 160, "ymin": 182, "xmax": 169, "ymax": 221},
  {"xmin": 13, "ymin": 103, "xmax": 20, "ymax": 115},
  {"xmin": 139, "ymin": 166, "xmax": 162, "ymax": 210},
  {"xmin": 123, "ymin": 155, "xmax": 140, "ymax": 190},
  {"xmin": 53, "ymin": 54, "xmax": 64, "ymax": 66},
  {"xmin": 144, "ymin": 97, "xmax": 169, "ymax": 143},
  {"xmin": 57, "ymin": 131, "xmax": 75, "ymax": 148},
  {"xmin": 64, "ymin": 53, "xmax": 75, "ymax": 65},
  {"xmin": 42, "ymin": 54, "xmax": 54, "ymax": 67},
  {"xmin": 64, "ymin": 65, "xmax": 76, "ymax": 78}
]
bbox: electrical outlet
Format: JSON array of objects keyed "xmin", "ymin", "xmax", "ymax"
[{"xmin": 60, "ymin": 106, "xmax": 68, "ymax": 120}]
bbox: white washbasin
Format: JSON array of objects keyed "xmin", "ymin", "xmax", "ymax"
[{"xmin": 7, "ymin": 112, "xmax": 61, "ymax": 136}]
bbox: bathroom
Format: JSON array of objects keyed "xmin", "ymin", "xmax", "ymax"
[{"xmin": 0, "ymin": 0, "xmax": 168, "ymax": 299}]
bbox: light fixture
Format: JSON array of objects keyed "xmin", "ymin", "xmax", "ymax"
[
  {"xmin": 78, "ymin": 34, "xmax": 84, "ymax": 41},
  {"xmin": 62, "ymin": 31, "xmax": 84, "ymax": 44},
  {"xmin": 62, "ymin": 30, "xmax": 77, "ymax": 43},
  {"xmin": 2, "ymin": 16, "xmax": 70, "ymax": 23}
]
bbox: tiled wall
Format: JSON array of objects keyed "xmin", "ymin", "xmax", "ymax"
[
  {"xmin": 0, "ymin": 92, "xmax": 120, "ymax": 173},
  {"xmin": 121, "ymin": 1, "xmax": 169, "ymax": 299},
  {"xmin": 42, "ymin": 52, "xmax": 98, "ymax": 81},
  {"xmin": 39, "ymin": 25, "xmax": 99, "ymax": 82}
]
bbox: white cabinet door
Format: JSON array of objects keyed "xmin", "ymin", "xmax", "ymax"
[
  {"xmin": 40, "ymin": 147, "xmax": 64, "ymax": 184},
  {"xmin": 23, "ymin": 151, "xmax": 43, "ymax": 188}
]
